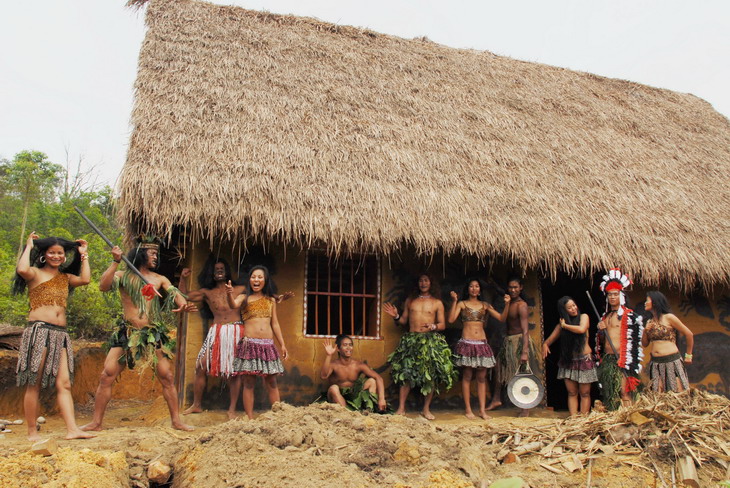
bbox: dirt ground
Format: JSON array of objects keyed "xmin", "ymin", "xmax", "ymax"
[{"xmin": 2, "ymin": 396, "xmax": 726, "ymax": 488}]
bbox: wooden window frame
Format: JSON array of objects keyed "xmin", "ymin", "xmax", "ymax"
[{"xmin": 303, "ymin": 250, "xmax": 381, "ymax": 340}]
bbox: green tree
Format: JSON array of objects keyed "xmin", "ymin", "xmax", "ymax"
[{"xmin": 0, "ymin": 151, "xmax": 64, "ymax": 257}]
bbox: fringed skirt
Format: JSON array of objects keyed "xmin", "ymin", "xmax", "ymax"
[
  {"xmin": 649, "ymin": 352, "xmax": 689, "ymax": 392},
  {"xmin": 453, "ymin": 338, "xmax": 496, "ymax": 369},
  {"xmin": 557, "ymin": 354, "xmax": 598, "ymax": 384},
  {"xmin": 596, "ymin": 353, "xmax": 640, "ymax": 411},
  {"xmin": 496, "ymin": 334, "xmax": 540, "ymax": 382},
  {"xmin": 387, "ymin": 332, "xmax": 457, "ymax": 396},
  {"xmin": 197, "ymin": 322, "xmax": 245, "ymax": 377},
  {"xmin": 234, "ymin": 337, "xmax": 284, "ymax": 376},
  {"xmin": 16, "ymin": 321, "xmax": 74, "ymax": 389}
]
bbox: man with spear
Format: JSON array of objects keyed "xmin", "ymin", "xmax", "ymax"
[{"xmin": 81, "ymin": 234, "xmax": 197, "ymax": 432}]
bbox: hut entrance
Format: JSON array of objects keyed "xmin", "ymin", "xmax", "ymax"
[{"xmin": 540, "ymin": 271, "xmax": 602, "ymax": 411}]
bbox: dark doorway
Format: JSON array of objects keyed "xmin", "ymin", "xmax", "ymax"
[{"xmin": 540, "ymin": 271, "xmax": 604, "ymax": 411}]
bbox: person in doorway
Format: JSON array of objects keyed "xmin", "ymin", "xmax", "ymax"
[{"xmin": 542, "ymin": 296, "xmax": 597, "ymax": 416}]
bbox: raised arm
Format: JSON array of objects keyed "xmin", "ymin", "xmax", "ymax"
[
  {"xmin": 486, "ymin": 294, "xmax": 512, "ymax": 322},
  {"xmin": 384, "ymin": 298, "xmax": 410, "ymax": 327},
  {"xmin": 359, "ymin": 362, "xmax": 387, "ymax": 411},
  {"xmin": 560, "ymin": 313, "xmax": 590, "ymax": 334},
  {"xmin": 320, "ymin": 339, "xmax": 337, "ymax": 379},
  {"xmin": 16, "ymin": 232, "xmax": 39, "ymax": 282},
  {"xmin": 225, "ymin": 280, "xmax": 247, "ymax": 309},
  {"xmin": 667, "ymin": 313, "xmax": 694, "ymax": 364},
  {"xmin": 178, "ymin": 268, "xmax": 205, "ymax": 302},
  {"xmin": 67, "ymin": 239, "xmax": 91, "ymax": 288},
  {"xmin": 99, "ymin": 246, "xmax": 123, "ymax": 292},
  {"xmin": 160, "ymin": 274, "xmax": 196, "ymax": 312},
  {"xmin": 447, "ymin": 291, "xmax": 462, "ymax": 324},
  {"xmin": 270, "ymin": 301, "xmax": 288, "ymax": 359}
]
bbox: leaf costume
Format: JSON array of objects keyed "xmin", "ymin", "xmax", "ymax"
[
  {"xmin": 108, "ymin": 270, "xmax": 184, "ymax": 372},
  {"xmin": 387, "ymin": 332, "xmax": 457, "ymax": 396}
]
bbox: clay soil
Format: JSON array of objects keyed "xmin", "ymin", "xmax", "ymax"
[{"xmin": 3, "ymin": 397, "xmax": 725, "ymax": 488}]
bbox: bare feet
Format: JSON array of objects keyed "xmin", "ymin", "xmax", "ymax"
[
  {"xmin": 27, "ymin": 433, "xmax": 42, "ymax": 442},
  {"xmin": 395, "ymin": 408, "xmax": 406, "ymax": 416},
  {"xmin": 420, "ymin": 410, "xmax": 435, "ymax": 421},
  {"xmin": 465, "ymin": 412, "xmax": 477, "ymax": 420},
  {"xmin": 518, "ymin": 409, "xmax": 530, "ymax": 418},
  {"xmin": 66, "ymin": 429, "xmax": 97, "ymax": 440},
  {"xmin": 479, "ymin": 410, "xmax": 491, "ymax": 420},
  {"xmin": 226, "ymin": 410, "xmax": 238, "ymax": 420},
  {"xmin": 485, "ymin": 401, "xmax": 501, "ymax": 411},
  {"xmin": 182, "ymin": 405, "xmax": 203, "ymax": 415},
  {"xmin": 172, "ymin": 421, "xmax": 195, "ymax": 432},
  {"xmin": 80, "ymin": 421, "xmax": 103, "ymax": 432}
]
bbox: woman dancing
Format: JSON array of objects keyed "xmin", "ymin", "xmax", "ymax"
[
  {"xmin": 642, "ymin": 291, "xmax": 693, "ymax": 392},
  {"xmin": 542, "ymin": 296, "xmax": 597, "ymax": 416},
  {"xmin": 14, "ymin": 232, "xmax": 95, "ymax": 440},
  {"xmin": 448, "ymin": 279, "xmax": 510, "ymax": 419},
  {"xmin": 226, "ymin": 266, "xmax": 288, "ymax": 419}
]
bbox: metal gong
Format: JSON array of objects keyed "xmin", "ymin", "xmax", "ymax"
[{"xmin": 507, "ymin": 362, "xmax": 544, "ymax": 409}]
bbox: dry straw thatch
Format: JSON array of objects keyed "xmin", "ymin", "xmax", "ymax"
[{"xmin": 119, "ymin": 0, "xmax": 730, "ymax": 288}]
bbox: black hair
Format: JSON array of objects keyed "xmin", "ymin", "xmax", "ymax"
[
  {"xmin": 13, "ymin": 237, "xmax": 82, "ymax": 295},
  {"xmin": 557, "ymin": 296, "xmax": 586, "ymax": 363},
  {"xmin": 409, "ymin": 271, "xmax": 441, "ymax": 300},
  {"xmin": 198, "ymin": 255, "xmax": 233, "ymax": 290},
  {"xmin": 335, "ymin": 334, "xmax": 352, "ymax": 348},
  {"xmin": 127, "ymin": 247, "xmax": 156, "ymax": 271},
  {"xmin": 646, "ymin": 290, "xmax": 672, "ymax": 321},
  {"xmin": 241, "ymin": 265, "xmax": 278, "ymax": 310},
  {"xmin": 460, "ymin": 277, "xmax": 486, "ymax": 301}
]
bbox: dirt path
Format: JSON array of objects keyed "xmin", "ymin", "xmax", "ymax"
[{"xmin": 0, "ymin": 398, "xmax": 726, "ymax": 487}]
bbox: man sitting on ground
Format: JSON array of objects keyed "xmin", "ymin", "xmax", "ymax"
[{"xmin": 320, "ymin": 334, "xmax": 387, "ymax": 412}]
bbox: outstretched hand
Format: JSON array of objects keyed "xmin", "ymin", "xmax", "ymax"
[
  {"xmin": 323, "ymin": 338, "xmax": 337, "ymax": 356},
  {"xmin": 383, "ymin": 302, "xmax": 398, "ymax": 318},
  {"xmin": 542, "ymin": 343, "xmax": 551, "ymax": 359},
  {"xmin": 276, "ymin": 291, "xmax": 295, "ymax": 303},
  {"xmin": 173, "ymin": 302, "xmax": 198, "ymax": 314},
  {"xmin": 225, "ymin": 280, "xmax": 234, "ymax": 294}
]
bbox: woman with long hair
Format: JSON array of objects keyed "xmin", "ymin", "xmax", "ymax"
[
  {"xmin": 13, "ymin": 232, "xmax": 95, "ymax": 440},
  {"xmin": 226, "ymin": 265, "xmax": 288, "ymax": 419},
  {"xmin": 641, "ymin": 291, "xmax": 693, "ymax": 392},
  {"xmin": 447, "ymin": 278, "xmax": 510, "ymax": 420},
  {"xmin": 542, "ymin": 296, "xmax": 597, "ymax": 416}
]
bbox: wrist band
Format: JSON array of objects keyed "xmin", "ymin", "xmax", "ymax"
[
  {"xmin": 113, "ymin": 259, "xmax": 121, "ymax": 263},
  {"xmin": 394, "ymin": 314, "xmax": 400, "ymax": 321},
  {"xmin": 684, "ymin": 353, "xmax": 693, "ymax": 359}
]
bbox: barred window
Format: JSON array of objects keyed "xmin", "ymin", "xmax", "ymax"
[{"xmin": 304, "ymin": 251, "xmax": 381, "ymax": 339}]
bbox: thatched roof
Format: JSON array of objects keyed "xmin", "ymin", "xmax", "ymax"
[{"xmin": 119, "ymin": 0, "xmax": 730, "ymax": 288}]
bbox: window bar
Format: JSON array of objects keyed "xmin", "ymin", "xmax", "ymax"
[
  {"xmin": 327, "ymin": 259, "xmax": 331, "ymax": 336},
  {"xmin": 339, "ymin": 263, "xmax": 343, "ymax": 335},
  {"xmin": 350, "ymin": 259, "xmax": 355, "ymax": 337},
  {"xmin": 315, "ymin": 254, "xmax": 319, "ymax": 336}
]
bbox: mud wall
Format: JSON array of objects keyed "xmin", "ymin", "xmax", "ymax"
[{"xmin": 0, "ymin": 343, "xmax": 162, "ymax": 416}]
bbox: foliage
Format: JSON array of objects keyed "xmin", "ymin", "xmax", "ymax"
[
  {"xmin": 388, "ymin": 332, "xmax": 458, "ymax": 395},
  {"xmin": 0, "ymin": 150, "xmax": 123, "ymax": 339}
]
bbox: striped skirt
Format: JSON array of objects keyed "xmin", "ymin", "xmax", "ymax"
[
  {"xmin": 196, "ymin": 322, "xmax": 245, "ymax": 377},
  {"xmin": 557, "ymin": 354, "xmax": 598, "ymax": 384},
  {"xmin": 233, "ymin": 337, "xmax": 284, "ymax": 376},
  {"xmin": 649, "ymin": 352, "xmax": 689, "ymax": 392}
]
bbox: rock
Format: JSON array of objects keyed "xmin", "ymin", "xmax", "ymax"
[
  {"xmin": 502, "ymin": 453, "xmax": 518, "ymax": 464},
  {"xmin": 147, "ymin": 460, "xmax": 172, "ymax": 484},
  {"xmin": 457, "ymin": 445, "xmax": 490, "ymax": 480},
  {"xmin": 393, "ymin": 440, "xmax": 421, "ymax": 465},
  {"xmin": 36, "ymin": 416, "xmax": 46, "ymax": 424},
  {"xmin": 13, "ymin": 419, "xmax": 24, "ymax": 425},
  {"xmin": 1, "ymin": 429, "xmax": 10, "ymax": 434},
  {"xmin": 137, "ymin": 438, "xmax": 158, "ymax": 452},
  {"xmin": 30, "ymin": 438, "xmax": 58, "ymax": 456}
]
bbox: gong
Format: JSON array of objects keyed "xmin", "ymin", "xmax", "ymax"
[{"xmin": 507, "ymin": 362, "xmax": 544, "ymax": 409}]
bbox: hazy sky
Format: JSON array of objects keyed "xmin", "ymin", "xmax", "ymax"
[{"xmin": 1, "ymin": 1, "xmax": 728, "ymax": 188}]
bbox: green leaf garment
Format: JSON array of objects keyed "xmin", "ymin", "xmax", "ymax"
[
  {"xmin": 109, "ymin": 271, "xmax": 184, "ymax": 372},
  {"xmin": 387, "ymin": 332, "xmax": 457, "ymax": 396}
]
